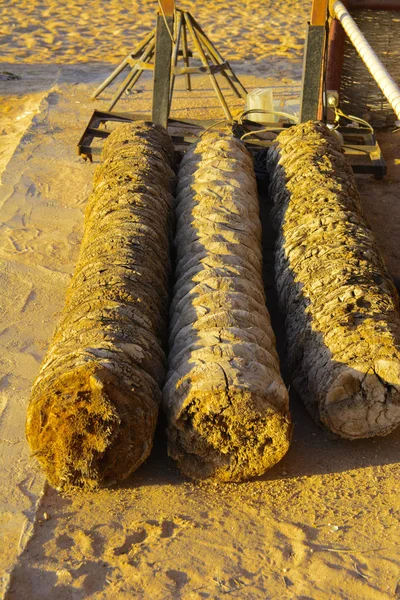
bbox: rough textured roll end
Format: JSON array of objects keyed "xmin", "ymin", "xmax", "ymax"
[
  {"xmin": 164, "ymin": 132, "xmax": 291, "ymax": 481},
  {"xmin": 166, "ymin": 364, "xmax": 291, "ymax": 482},
  {"xmin": 322, "ymin": 361, "xmax": 400, "ymax": 438},
  {"xmin": 26, "ymin": 122, "xmax": 174, "ymax": 489},
  {"xmin": 26, "ymin": 364, "xmax": 158, "ymax": 489},
  {"xmin": 267, "ymin": 121, "xmax": 400, "ymax": 439}
]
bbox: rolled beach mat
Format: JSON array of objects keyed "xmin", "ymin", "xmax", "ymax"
[
  {"xmin": 267, "ymin": 121, "xmax": 400, "ymax": 439},
  {"xmin": 163, "ymin": 132, "xmax": 291, "ymax": 482},
  {"xmin": 26, "ymin": 122, "xmax": 175, "ymax": 490}
]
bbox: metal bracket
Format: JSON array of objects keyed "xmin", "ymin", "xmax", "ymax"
[
  {"xmin": 77, "ymin": 110, "xmax": 214, "ymax": 161},
  {"xmin": 77, "ymin": 111, "xmax": 386, "ymax": 179},
  {"xmin": 339, "ymin": 126, "xmax": 386, "ymax": 178}
]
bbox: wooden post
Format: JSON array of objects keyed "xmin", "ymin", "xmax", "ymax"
[
  {"xmin": 152, "ymin": 0, "xmax": 175, "ymax": 128},
  {"xmin": 300, "ymin": 0, "xmax": 329, "ymax": 122}
]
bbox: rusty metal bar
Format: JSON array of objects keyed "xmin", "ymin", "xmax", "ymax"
[
  {"xmin": 169, "ymin": 10, "xmax": 183, "ymax": 106},
  {"xmin": 92, "ymin": 58, "xmax": 130, "ymax": 101},
  {"xmin": 174, "ymin": 63, "xmax": 229, "ymax": 75},
  {"xmin": 126, "ymin": 46, "xmax": 156, "ymax": 91},
  {"xmin": 181, "ymin": 11, "xmax": 191, "ymax": 90},
  {"xmin": 130, "ymin": 61, "xmax": 155, "ymax": 71}
]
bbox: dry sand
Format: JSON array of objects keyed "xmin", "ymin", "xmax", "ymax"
[
  {"xmin": 1, "ymin": 0, "xmax": 307, "ymax": 77},
  {"xmin": 0, "ymin": 1, "xmax": 399, "ymax": 598}
]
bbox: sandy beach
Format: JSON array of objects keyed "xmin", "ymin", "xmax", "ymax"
[{"xmin": 1, "ymin": 1, "xmax": 400, "ymax": 598}]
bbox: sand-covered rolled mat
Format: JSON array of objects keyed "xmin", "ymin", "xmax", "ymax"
[
  {"xmin": 26, "ymin": 122, "xmax": 175, "ymax": 490},
  {"xmin": 163, "ymin": 132, "xmax": 291, "ymax": 482},
  {"xmin": 267, "ymin": 121, "xmax": 400, "ymax": 439}
]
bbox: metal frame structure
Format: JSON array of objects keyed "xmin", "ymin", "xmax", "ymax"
[
  {"xmin": 78, "ymin": 0, "xmax": 395, "ymax": 178},
  {"xmin": 77, "ymin": 108, "xmax": 386, "ymax": 178},
  {"xmin": 91, "ymin": 1, "xmax": 247, "ymax": 126},
  {"xmin": 77, "ymin": 110, "xmax": 209, "ymax": 160}
]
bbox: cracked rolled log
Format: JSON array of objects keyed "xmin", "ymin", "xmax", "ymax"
[
  {"xmin": 26, "ymin": 122, "xmax": 175, "ymax": 489},
  {"xmin": 267, "ymin": 121, "xmax": 400, "ymax": 439},
  {"xmin": 163, "ymin": 132, "xmax": 291, "ymax": 481}
]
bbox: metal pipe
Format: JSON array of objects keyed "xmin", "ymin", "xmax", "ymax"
[
  {"xmin": 108, "ymin": 38, "xmax": 156, "ymax": 111},
  {"xmin": 194, "ymin": 20, "xmax": 247, "ymax": 98},
  {"xmin": 333, "ymin": 0, "xmax": 400, "ymax": 119},
  {"xmin": 91, "ymin": 30, "xmax": 155, "ymax": 100}
]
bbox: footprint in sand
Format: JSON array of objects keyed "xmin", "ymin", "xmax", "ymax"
[
  {"xmin": 113, "ymin": 529, "xmax": 148, "ymax": 556},
  {"xmin": 166, "ymin": 569, "xmax": 189, "ymax": 591},
  {"xmin": 109, "ymin": 516, "xmax": 194, "ymax": 560},
  {"xmin": 55, "ymin": 528, "xmax": 106, "ymax": 559},
  {"xmin": 268, "ymin": 520, "xmax": 315, "ymax": 569}
]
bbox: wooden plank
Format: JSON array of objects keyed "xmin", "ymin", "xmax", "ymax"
[
  {"xmin": 311, "ymin": 0, "xmax": 329, "ymax": 25},
  {"xmin": 300, "ymin": 24, "xmax": 326, "ymax": 121},
  {"xmin": 152, "ymin": 14, "xmax": 174, "ymax": 128}
]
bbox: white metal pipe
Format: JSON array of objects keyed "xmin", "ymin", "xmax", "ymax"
[{"xmin": 332, "ymin": 0, "xmax": 400, "ymax": 120}]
